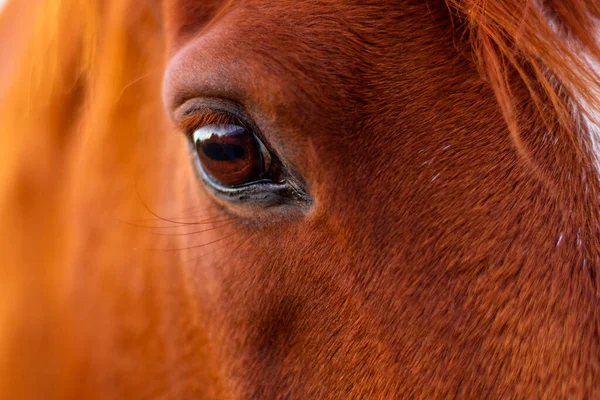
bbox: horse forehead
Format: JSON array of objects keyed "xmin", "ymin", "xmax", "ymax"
[
  {"xmin": 167, "ymin": 0, "xmax": 378, "ymax": 20},
  {"xmin": 163, "ymin": 0, "xmax": 419, "ymax": 131},
  {"xmin": 166, "ymin": 0, "xmax": 404, "ymax": 45}
]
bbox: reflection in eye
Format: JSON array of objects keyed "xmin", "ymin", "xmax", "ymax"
[
  {"xmin": 192, "ymin": 123, "xmax": 275, "ymax": 187},
  {"xmin": 179, "ymin": 107, "xmax": 310, "ymax": 209}
]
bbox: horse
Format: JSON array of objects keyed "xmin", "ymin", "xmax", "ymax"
[{"xmin": 1, "ymin": 0, "xmax": 600, "ymax": 398}]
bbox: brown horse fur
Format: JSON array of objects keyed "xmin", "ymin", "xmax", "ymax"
[{"xmin": 1, "ymin": 0, "xmax": 600, "ymax": 398}]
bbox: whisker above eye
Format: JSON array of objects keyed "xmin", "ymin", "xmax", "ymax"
[
  {"xmin": 134, "ymin": 186, "xmax": 231, "ymax": 226},
  {"xmin": 152, "ymin": 221, "xmax": 235, "ymax": 236},
  {"xmin": 117, "ymin": 217, "xmax": 235, "ymax": 230},
  {"xmin": 184, "ymin": 226, "xmax": 257, "ymax": 265},
  {"xmin": 146, "ymin": 226, "xmax": 251, "ymax": 252}
]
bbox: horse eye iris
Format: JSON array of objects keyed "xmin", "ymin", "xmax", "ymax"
[{"xmin": 192, "ymin": 124, "xmax": 268, "ymax": 186}]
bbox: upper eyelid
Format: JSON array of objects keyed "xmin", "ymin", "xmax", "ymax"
[
  {"xmin": 177, "ymin": 109, "xmax": 246, "ymax": 134},
  {"xmin": 173, "ymin": 97, "xmax": 250, "ymax": 124},
  {"xmin": 174, "ymin": 98, "xmax": 275, "ymax": 149},
  {"xmin": 174, "ymin": 97, "xmax": 261, "ymax": 132}
]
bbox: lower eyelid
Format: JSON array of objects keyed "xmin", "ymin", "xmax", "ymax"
[
  {"xmin": 195, "ymin": 158, "xmax": 289, "ymax": 204},
  {"xmin": 191, "ymin": 144, "xmax": 311, "ymax": 208}
]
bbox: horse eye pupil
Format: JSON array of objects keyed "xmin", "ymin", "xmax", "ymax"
[
  {"xmin": 202, "ymin": 142, "xmax": 246, "ymax": 161},
  {"xmin": 192, "ymin": 123, "xmax": 269, "ymax": 187}
]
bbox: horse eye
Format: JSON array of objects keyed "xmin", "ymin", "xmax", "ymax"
[{"xmin": 192, "ymin": 123, "xmax": 275, "ymax": 187}]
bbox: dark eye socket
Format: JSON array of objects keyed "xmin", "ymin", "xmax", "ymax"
[
  {"xmin": 193, "ymin": 123, "xmax": 272, "ymax": 186},
  {"xmin": 183, "ymin": 111, "xmax": 284, "ymax": 188},
  {"xmin": 176, "ymin": 102, "xmax": 311, "ymax": 212},
  {"xmin": 192, "ymin": 124, "xmax": 258, "ymax": 186}
]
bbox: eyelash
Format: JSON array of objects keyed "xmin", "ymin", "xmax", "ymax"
[{"xmin": 178, "ymin": 110, "xmax": 250, "ymax": 137}]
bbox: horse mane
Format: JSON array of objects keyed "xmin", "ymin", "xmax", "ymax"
[
  {"xmin": 0, "ymin": 1, "xmax": 171, "ymax": 396},
  {"xmin": 446, "ymin": 0, "xmax": 600, "ymax": 174}
]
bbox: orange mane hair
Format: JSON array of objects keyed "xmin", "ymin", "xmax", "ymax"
[
  {"xmin": 446, "ymin": 0, "xmax": 600, "ymax": 191},
  {"xmin": 1, "ymin": 0, "xmax": 600, "ymax": 398},
  {"xmin": 0, "ymin": 1, "xmax": 178, "ymax": 398},
  {"xmin": 448, "ymin": 0, "xmax": 600, "ymax": 123}
]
